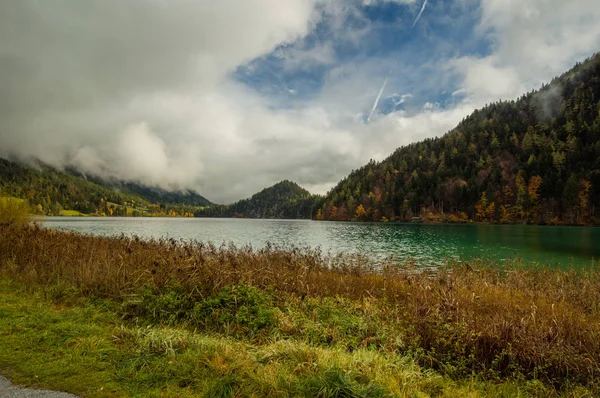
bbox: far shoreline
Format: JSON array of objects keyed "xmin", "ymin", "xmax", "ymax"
[{"xmin": 40, "ymin": 212, "xmax": 600, "ymax": 227}]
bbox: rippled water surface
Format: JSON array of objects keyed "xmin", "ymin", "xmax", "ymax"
[{"xmin": 41, "ymin": 217, "xmax": 600, "ymax": 267}]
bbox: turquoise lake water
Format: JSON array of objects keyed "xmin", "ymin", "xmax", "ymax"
[{"xmin": 41, "ymin": 217, "xmax": 599, "ymax": 267}]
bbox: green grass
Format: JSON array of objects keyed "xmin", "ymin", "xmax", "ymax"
[
  {"xmin": 58, "ymin": 209, "xmax": 88, "ymax": 217},
  {"xmin": 3, "ymin": 279, "xmax": 591, "ymax": 398}
]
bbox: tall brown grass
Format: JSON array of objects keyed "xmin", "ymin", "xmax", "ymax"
[{"xmin": 1, "ymin": 225, "xmax": 599, "ymax": 391}]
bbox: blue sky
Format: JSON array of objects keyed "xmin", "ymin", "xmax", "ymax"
[
  {"xmin": 1, "ymin": 0, "xmax": 599, "ymax": 202},
  {"xmin": 236, "ymin": 0, "xmax": 488, "ymax": 116}
]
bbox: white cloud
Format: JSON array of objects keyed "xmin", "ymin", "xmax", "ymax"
[
  {"xmin": 0, "ymin": 0, "xmax": 321, "ymax": 202},
  {"xmin": 450, "ymin": 56, "xmax": 526, "ymax": 103},
  {"xmin": 389, "ymin": 93, "xmax": 413, "ymax": 106},
  {"xmin": 279, "ymin": 42, "xmax": 337, "ymax": 71},
  {"xmin": 422, "ymin": 102, "xmax": 440, "ymax": 110},
  {"xmin": 452, "ymin": 0, "xmax": 600, "ymax": 104},
  {"xmin": 0, "ymin": 0, "xmax": 599, "ymax": 204}
]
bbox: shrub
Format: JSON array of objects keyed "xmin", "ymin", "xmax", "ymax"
[
  {"xmin": 0, "ymin": 197, "xmax": 30, "ymax": 226},
  {"xmin": 193, "ymin": 285, "xmax": 279, "ymax": 338},
  {"xmin": 122, "ymin": 284, "xmax": 278, "ymax": 339},
  {"xmin": 299, "ymin": 367, "xmax": 389, "ymax": 398}
]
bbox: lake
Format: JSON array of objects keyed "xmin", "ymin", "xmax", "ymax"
[{"xmin": 40, "ymin": 217, "xmax": 599, "ymax": 267}]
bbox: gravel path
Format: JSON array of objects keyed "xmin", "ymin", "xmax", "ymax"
[{"xmin": 0, "ymin": 376, "xmax": 79, "ymax": 398}]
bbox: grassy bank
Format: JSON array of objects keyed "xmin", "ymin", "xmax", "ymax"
[
  {"xmin": 1, "ymin": 225, "xmax": 599, "ymax": 396},
  {"xmin": 0, "ymin": 281, "xmax": 513, "ymax": 397}
]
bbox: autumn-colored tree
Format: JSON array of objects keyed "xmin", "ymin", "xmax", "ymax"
[
  {"xmin": 316, "ymin": 209, "xmax": 324, "ymax": 220},
  {"xmin": 475, "ymin": 192, "xmax": 488, "ymax": 221},
  {"xmin": 528, "ymin": 176, "xmax": 543, "ymax": 203},
  {"xmin": 329, "ymin": 206, "xmax": 338, "ymax": 220},
  {"xmin": 527, "ymin": 176, "xmax": 543, "ymax": 222},
  {"xmin": 355, "ymin": 204, "xmax": 367, "ymax": 221},
  {"xmin": 486, "ymin": 201, "xmax": 496, "ymax": 222},
  {"xmin": 579, "ymin": 180, "xmax": 591, "ymax": 222},
  {"xmin": 499, "ymin": 205, "xmax": 511, "ymax": 224},
  {"xmin": 336, "ymin": 206, "xmax": 348, "ymax": 221}
]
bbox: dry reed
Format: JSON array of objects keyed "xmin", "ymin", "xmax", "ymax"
[{"xmin": 1, "ymin": 225, "xmax": 599, "ymax": 390}]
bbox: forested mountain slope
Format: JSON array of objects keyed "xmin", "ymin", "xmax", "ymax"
[
  {"xmin": 315, "ymin": 54, "xmax": 600, "ymax": 225},
  {"xmin": 0, "ymin": 158, "xmax": 211, "ymax": 216},
  {"xmin": 115, "ymin": 183, "xmax": 212, "ymax": 207},
  {"xmin": 67, "ymin": 169, "xmax": 213, "ymax": 207},
  {"xmin": 196, "ymin": 180, "xmax": 318, "ymax": 219}
]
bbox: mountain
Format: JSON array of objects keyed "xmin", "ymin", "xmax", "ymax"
[
  {"xmin": 195, "ymin": 180, "xmax": 318, "ymax": 219},
  {"xmin": 114, "ymin": 183, "xmax": 212, "ymax": 207},
  {"xmin": 0, "ymin": 157, "xmax": 314, "ymax": 219},
  {"xmin": 314, "ymin": 54, "xmax": 600, "ymax": 225},
  {"xmin": 0, "ymin": 158, "xmax": 211, "ymax": 216},
  {"xmin": 66, "ymin": 170, "xmax": 213, "ymax": 207}
]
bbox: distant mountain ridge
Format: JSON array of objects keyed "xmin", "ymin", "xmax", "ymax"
[
  {"xmin": 0, "ymin": 158, "xmax": 316, "ymax": 219},
  {"xmin": 195, "ymin": 180, "xmax": 318, "ymax": 219},
  {"xmin": 314, "ymin": 53, "xmax": 600, "ymax": 225},
  {"xmin": 0, "ymin": 158, "xmax": 211, "ymax": 216},
  {"xmin": 65, "ymin": 168, "xmax": 213, "ymax": 207},
  {"xmin": 116, "ymin": 182, "xmax": 212, "ymax": 207}
]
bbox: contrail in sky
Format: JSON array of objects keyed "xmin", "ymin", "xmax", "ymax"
[
  {"xmin": 366, "ymin": 1, "xmax": 427, "ymax": 123},
  {"xmin": 366, "ymin": 71, "xmax": 390, "ymax": 123},
  {"xmin": 412, "ymin": 0, "xmax": 428, "ymax": 27}
]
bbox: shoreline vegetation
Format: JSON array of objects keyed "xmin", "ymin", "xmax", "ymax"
[
  {"xmin": 1, "ymin": 215, "xmax": 599, "ymax": 396},
  {"xmin": 36, "ymin": 210, "xmax": 600, "ymax": 228}
]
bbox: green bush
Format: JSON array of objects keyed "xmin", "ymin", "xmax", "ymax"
[
  {"xmin": 194, "ymin": 285, "xmax": 278, "ymax": 337},
  {"xmin": 122, "ymin": 285, "xmax": 278, "ymax": 338},
  {"xmin": 0, "ymin": 197, "xmax": 30, "ymax": 226},
  {"xmin": 299, "ymin": 367, "xmax": 389, "ymax": 398}
]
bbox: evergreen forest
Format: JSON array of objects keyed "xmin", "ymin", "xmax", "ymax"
[{"xmin": 314, "ymin": 54, "xmax": 600, "ymax": 225}]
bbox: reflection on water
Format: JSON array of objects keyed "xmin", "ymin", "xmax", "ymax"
[{"xmin": 40, "ymin": 217, "xmax": 599, "ymax": 267}]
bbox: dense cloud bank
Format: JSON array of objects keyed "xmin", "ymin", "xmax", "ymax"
[{"xmin": 1, "ymin": 0, "xmax": 598, "ymax": 203}]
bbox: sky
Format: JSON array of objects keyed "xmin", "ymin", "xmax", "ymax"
[{"xmin": 0, "ymin": 0, "xmax": 599, "ymax": 204}]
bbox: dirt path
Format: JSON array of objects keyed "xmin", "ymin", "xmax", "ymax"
[{"xmin": 0, "ymin": 376, "xmax": 79, "ymax": 398}]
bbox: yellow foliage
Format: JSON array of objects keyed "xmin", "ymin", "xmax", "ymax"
[
  {"xmin": 528, "ymin": 176, "xmax": 543, "ymax": 203},
  {"xmin": 475, "ymin": 192, "xmax": 488, "ymax": 221},
  {"xmin": 499, "ymin": 205, "xmax": 511, "ymax": 224},
  {"xmin": 329, "ymin": 206, "xmax": 338, "ymax": 220},
  {"xmin": 316, "ymin": 209, "xmax": 324, "ymax": 220},
  {"xmin": 0, "ymin": 197, "xmax": 31, "ymax": 226},
  {"xmin": 486, "ymin": 201, "xmax": 495, "ymax": 220},
  {"xmin": 354, "ymin": 204, "xmax": 367, "ymax": 220},
  {"xmin": 549, "ymin": 216, "xmax": 560, "ymax": 225}
]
